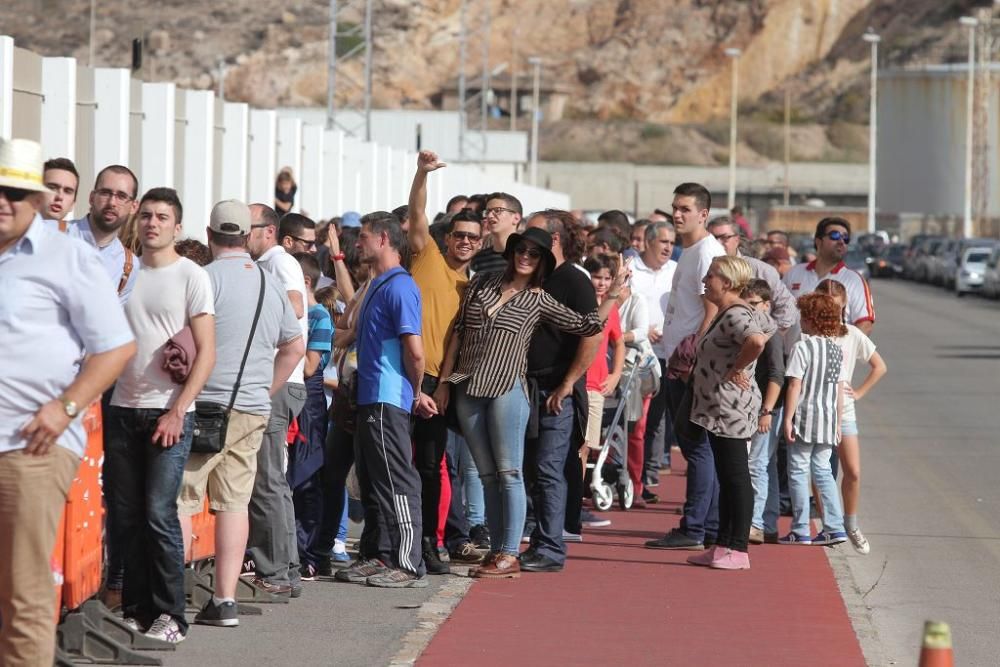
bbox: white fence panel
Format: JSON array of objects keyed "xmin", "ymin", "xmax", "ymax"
[
  {"xmin": 40, "ymin": 57, "xmax": 76, "ymax": 161},
  {"xmin": 217, "ymin": 102, "xmax": 249, "ymax": 202},
  {"xmin": 248, "ymin": 109, "xmax": 276, "ymax": 206},
  {"xmin": 299, "ymin": 123, "xmax": 324, "ymax": 220}
]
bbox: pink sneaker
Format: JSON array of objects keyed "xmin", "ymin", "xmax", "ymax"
[
  {"xmin": 709, "ymin": 549, "xmax": 750, "ymax": 570},
  {"xmin": 686, "ymin": 546, "xmax": 721, "ymax": 567}
]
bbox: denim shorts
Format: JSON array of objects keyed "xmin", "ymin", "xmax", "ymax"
[{"xmin": 841, "ymin": 419, "xmax": 859, "ymax": 437}]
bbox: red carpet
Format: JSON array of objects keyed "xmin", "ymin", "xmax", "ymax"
[{"xmin": 419, "ymin": 468, "xmax": 866, "ymax": 666}]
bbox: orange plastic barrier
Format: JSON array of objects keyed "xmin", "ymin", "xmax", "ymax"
[
  {"xmin": 188, "ymin": 499, "xmax": 217, "ymax": 563},
  {"xmin": 51, "ymin": 403, "xmax": 104, "ymax": 616},
  {"xmin": 61, "ymin": 404, "xmax": 106, "ymax": 609}
]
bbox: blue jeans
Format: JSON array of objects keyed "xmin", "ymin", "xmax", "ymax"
[
  {"xmin": 454, "ymin": 431, "xmax": 485, "ymax": 526},
  {"xmin": 787, "ymin": 439, "xmax": 844, "ymax": 535},
  {"xmin": 455, "ymin": 381, "xmax": 530, "ymax": 556},
  {"xmin": 443, "ymin": 431, "xmax": 484, "ymax": 552},
  {"xmin": 525, "ymin": 389, "xmax": 575, "ymax": 564},
  {"xmin": 665, "ymin": 378, "xmax": 719, "ymax": 542},
  {"xmin": 104, "ymin": 407, "xmax": 193, "ymax": 631},
  {"xmin": 749, "ymin": 407, "xmax": 782, "ymax": 534}
]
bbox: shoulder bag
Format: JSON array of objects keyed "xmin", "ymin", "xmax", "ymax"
[{"xmin": 191, "ymin": 266, "xmax": 266, "ymax": 455}]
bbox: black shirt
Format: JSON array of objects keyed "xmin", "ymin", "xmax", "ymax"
[
  {"xmin": 754, "ymin": 330, "xmax": 786, "ymax": 410},
  {"xmin": 527, "ymin": 262, "xmax": 598, "ymax": 390},
  {"xmin": 470, "ymin": 247, "xmax": 507, "ymax": 276}
]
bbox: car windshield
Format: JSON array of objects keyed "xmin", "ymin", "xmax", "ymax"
[{"xmin": 966, "ymin": 251, "xmax": 991, "ymax": 264}]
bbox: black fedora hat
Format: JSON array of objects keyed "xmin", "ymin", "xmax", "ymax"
[{"xmin": 503, "ymin": 227, "xmax": 557, "ymax": 277}]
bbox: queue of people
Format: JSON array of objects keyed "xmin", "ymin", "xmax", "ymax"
[{"xmin": 0, "ymin": 136, "xmax": 886, "ymax": 661}]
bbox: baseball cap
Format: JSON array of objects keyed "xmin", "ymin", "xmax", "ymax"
[
  {"xmin": 341, "ymin": 211, "xmax": 361, "ymax": 228},
  {"xmin": 209, "ymin": 199, "xmax": 251, "ymax": 235}
]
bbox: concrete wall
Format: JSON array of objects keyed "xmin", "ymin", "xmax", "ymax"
[{"xmin": 0, "ymin": 36, "xmax": 569, "ymax": 240}]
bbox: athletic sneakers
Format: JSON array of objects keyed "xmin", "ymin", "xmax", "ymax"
[
  {"xmin": 365, "ymin": 569, "xmax": 429, "ymax": 588},
  {"xmin": 709, "ymin": 549, "xmax": 751, "ymax": 570},
  {"xmin": 300, "ymin": 563, "xmax": 318, "ymax": 581},
  {"xmin": 748, "ymin": 526, "xmax": 765, "ymax": 545},
  {"xmin": 686, "ymin": 546, "xmax": 722, "ymax": 567},
  {"xmin": 449, "ymin": 541, "xmax": 485, "ymax": 564},
  {"xmin": 562, "ymin": 530, "xmax": 583, "ymax": 543},
  {"xmin": 645, "ymin": 529, "xmax": 704, "ymax": 551},
  {"xmin": 144, "ymin": 614, "xmax": 185, "ymax": 643},
  {"xmin": 848, "ymin": 528, "xmax": 871, "ymax": 555},
  {"xmin": 194, "ymin": 599, "xmax": 239, "ymax": 627},
  {"xmin": 122, "ymin": 617, "xmax": 145, "ymax": 633},
  {"xmin": 778, "ymin": 532, "xmax": 812, "ymax": 545},
  {"xmin": 240, "ymin": 556, "xmax": 256, "ymax": 577},
  {"xmin": 812, "ymin": 531, "xmax": 848, "ymax": 546},
  {"xmin": 334, "ymin": 558, "xmax": 388, "ymax": 583},
  {"xmin": 580, "ymin": 509, "xmax": 611, "ymax": 528}
]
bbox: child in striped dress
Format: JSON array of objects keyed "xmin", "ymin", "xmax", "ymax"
[{"xmin": 780, "ymin": 293, "xmax": 847, "ymax": 546}]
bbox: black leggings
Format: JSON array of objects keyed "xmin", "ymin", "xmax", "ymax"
[{"xmin": 708, "ymin": 433, "xmax": 753, "ymax": 553}]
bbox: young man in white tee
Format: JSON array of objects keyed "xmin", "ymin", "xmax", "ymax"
[
  {"xmin": 646, "ymin": 182, "xmax": 726, "ymax": 552},
  {"xmin": 105, "ymin": 188, "xmax": 216, "ymax": 643},
  {"xmin": 245, "ymin": 204, "xmax": 309, "ymax": 596}
]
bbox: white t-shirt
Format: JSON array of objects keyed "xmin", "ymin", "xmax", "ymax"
[
  {"xmin": 832, "ymin": 324, "xmax": 876, "ymax": 423},
  {"xmin": 112, "ymin": 256, "xmax": 215, "ymax": 410},
  {"xmin": 257, "ymin": 245, "xmax": 308, "ymax": 385},
  {"xmin": 629, "ymin": 255, "xmax": 676, "ymax": 359},
  {"xmin": 662, "ymin": 234, "xmax": 726, "ymax": 359},
  {"xmin": 783, "ymin": 260, "xmax": 875, "ymax": 327}
]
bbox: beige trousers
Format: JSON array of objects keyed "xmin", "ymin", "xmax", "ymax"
[{"xmin": 0, "ymin": 447, "xmax": 80, "ymax": 667}]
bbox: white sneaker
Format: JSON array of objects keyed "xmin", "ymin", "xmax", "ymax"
[
  {"xmin": 144, "ymin": 614, "xmax": 185, "ymax": 643},
  {"xmin": 848, "ymin": 528, "xmax": 870, "ymax": 555}
]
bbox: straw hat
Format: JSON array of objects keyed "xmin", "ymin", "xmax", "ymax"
[{"xmin": 0, "ymin": 138, "xmax": 47, "ymax": 192}]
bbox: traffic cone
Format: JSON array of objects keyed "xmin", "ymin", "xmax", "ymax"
[{"xmin": 918, "ymin": 621, "xmax": 953, "ymax": 667}]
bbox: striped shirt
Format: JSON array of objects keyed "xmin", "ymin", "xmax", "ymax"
[
  {"xmin": 447, "ymin": 272, "xmax": 604, "ymax": 398},
  {"xmin": 785, "ymin": 335, "xmax": 843, "ymax": 445}
]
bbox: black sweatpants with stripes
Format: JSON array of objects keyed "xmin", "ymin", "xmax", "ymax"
[{"xmin": 355, "ymin": 402, "xmax": 426, "ymax": 576}]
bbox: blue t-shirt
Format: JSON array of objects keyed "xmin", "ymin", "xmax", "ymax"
[
  {"xmin": 356, "ymin": 268, "xmax": 422, "ymax": 411},
  {"xmin": 307, "ymin": 303, "xmax": 334, "ymax": 371}
]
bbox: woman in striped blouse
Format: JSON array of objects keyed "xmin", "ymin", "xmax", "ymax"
[{"xmin": 438, "ymin": 227, "xmax": 625, "ymax": 579}]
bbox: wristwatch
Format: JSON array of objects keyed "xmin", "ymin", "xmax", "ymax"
[
  {"xmin": 59, "ymin": 396, "xmax": 79, "ymax": 419},
  {"xmin": 759, "ymin": 408, "xmax": 774, "ymax": 417}
]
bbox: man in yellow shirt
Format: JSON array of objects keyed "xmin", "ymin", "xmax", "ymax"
[{"xmin": 407, "ymin": 150, "xmax": 483, "ymax": 573}]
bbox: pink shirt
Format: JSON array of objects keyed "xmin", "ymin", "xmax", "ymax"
[{"xmin": 586, "ymin": 306, "xmax": 622, "ymax": 391}]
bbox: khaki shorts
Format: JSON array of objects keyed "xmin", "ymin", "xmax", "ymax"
[
  {"xmin": 584, "ymin": 390, "xmax": 606, "ymax": 450},
  {"xmin": 179, "ymin": 410, "xmax": 267, "ymax": 514}
]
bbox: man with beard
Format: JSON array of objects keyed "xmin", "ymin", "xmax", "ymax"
[
  {"xmin": 53, "ymin": 165, "xmax": 140, "ymax": 304},
  {"xmin": 406, "ymin": 150, "xmax": 483, "ymax": 572}
]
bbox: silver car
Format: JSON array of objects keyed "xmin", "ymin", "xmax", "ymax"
[
  {"xmin": 982, "ymin": 246, "xmax": 1000, "ymax": 299},
  {"xmin": 955, "ymin": 245, "xmax": 997, "ymax": 297}
]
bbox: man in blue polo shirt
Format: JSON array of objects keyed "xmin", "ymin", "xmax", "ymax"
[{"xmin": 342, "ymin": 211, "xmax": 435, "ymax": 588}]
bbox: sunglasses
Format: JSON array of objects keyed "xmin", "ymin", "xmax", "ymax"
[
  {"xmin": 515, "ymin": 244, "xmax": 542, "ymax": 259},
  {"xmin": 0, "ymin": 186, "xmax": 33, "ymax": 203},
  {"xmin": 288, "ymin": 234, "xmax": 316, "ymax": 248},
  {"xmin": 450, "ymin": 231, "xmax": 481, "ymax": 241},
  {"xmin": 823, "ymin": 230, "xmax": 850, "ymax": 244}
]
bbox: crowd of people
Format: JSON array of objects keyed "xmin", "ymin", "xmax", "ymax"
[{"xmin": 0, "ymin": 136, "xmax": 886, "ymax": 661}]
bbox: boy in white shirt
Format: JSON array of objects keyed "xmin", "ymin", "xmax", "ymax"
[{"xmin": 105, "ymin": 188, "xmax": 216, "ymax": 643}]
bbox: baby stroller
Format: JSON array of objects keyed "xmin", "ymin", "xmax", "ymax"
[{"xmin": 587, "ymin": 348, "xmax": 660, "ymax": 511}]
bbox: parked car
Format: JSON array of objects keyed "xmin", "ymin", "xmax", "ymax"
[
  {"xmin": 844, "ymin": 248, "xmax": 871, "ymax": 282},
  {"xmin": 910, "ymin": 237, "xmax": 944, "ymax": 283},
  {"xmin": 927, "ymin": 238, "xmax": 959, "ymax": 286},
  {"xmin": 885, "ymin": 244, "xmax": 907, "ymax": 278},
  {"xmin": 955, "ymin": 244, "xmax": 997, "ymax": 296},
  {"xmin": 865, "ymin": 245, "xmax": 895, "ymax": 278},
  {"xmin": 982, "ymin": 245, "xmax": 1000, "ymax": 299}
]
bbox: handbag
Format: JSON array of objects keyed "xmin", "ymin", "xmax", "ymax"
[
  {"xmin": 191, "ymin": 266, "xmax": 266, "ymax": 455},
  {"xmin": 671, "ymin": 303, "xmax": 754, "ymax": 443}
]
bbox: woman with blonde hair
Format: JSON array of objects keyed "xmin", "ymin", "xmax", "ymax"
[{"xmin": 683, "ymin": 256, "xmax": 776, "ymax": 570}]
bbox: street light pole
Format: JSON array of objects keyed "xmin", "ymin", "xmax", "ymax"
[
  {"xmin": 528, "ymin": 57, "xmax": 542, "ymax": 186},
  {"xmin": 724, "ymin": 48, "xmax": 741, "ymax": 210},
  {"xmin": 961, "ymin": 16, "xmax": 978, "ymax": 239},
  {"xmin": 89, "ymin": 0, "xmax": 96, "ymax": 66},
  {"xmin": 863, "ymin": 30, "xmax": 880, "ymax": 234}
]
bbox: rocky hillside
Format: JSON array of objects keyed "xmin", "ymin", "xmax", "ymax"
[{"xmin": 2, "ymin": 0, "xmax": 990, "ymax": 164}]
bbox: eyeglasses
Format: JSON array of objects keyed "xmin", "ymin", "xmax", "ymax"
[
  {"xmin": 94, "ymin": 188, "xmax": 134, "ymax": 204},
  {"xmin": 450, "ymin": 231, "xmax": 481, "ymax": 241},
  {"xmin": 485, "ymin": 206, "xmax": 516, "ymax": 217},
  {"xmin": 713, "ymin": 233, "xmax": 738, "ymax": 242},
  {"xmin": 0, "ymin": 186, "xmax": 32, "ymax": 203},
  {"xmin": 288, "ymin": 234, "xmax": 316, "ymax": 248},
  {"xmin": 746, "ymin": 299, "xmax": 765, "ymax": 307},
  {"xmin": 514, "ymin": 244, "xmax": 542, "ymax": 259},
  {"xmin": 823, "ymin": 230, "xmax": 850, "ymax": 244}
]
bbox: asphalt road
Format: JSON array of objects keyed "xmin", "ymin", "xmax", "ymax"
[{"xmin": 830, "ymin": 279, "xmax": 1000, "ymax": 666}]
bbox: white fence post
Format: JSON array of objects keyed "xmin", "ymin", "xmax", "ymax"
[
  {"xmin": 176, "ymin": 89, "xmax": 214, "ymax": 241},
  {"xmin": 92, "ymin": 68, "xmax": 130, "ymax": 171},
  {"xmin": 323, "ymin": 129, "xmax": 344, "ymax": 217},
  {"xmin": 248, "ymin": 109, "xmax": 276, "ymax": 205},
  {"xmin": 277, "ymin": 117, "xmax": 302, "ymax": 213},
  {"xmin": 0, "ymin": 36, "xmax": 13, "ymax": 140},
  {"xmin": 40, "ymin": 57, "xmax": 76, "ymax": 161},
  {"xmin": 300, "ymin": 124, "xmax": 325, "ymax": 220},
  {"xmin": 218, "ymin": 102, "xmax": 249, "ymax": 202},
  {"xmin": 139, "ymin": 82, "xmax": 175, "ymax": 190}
]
